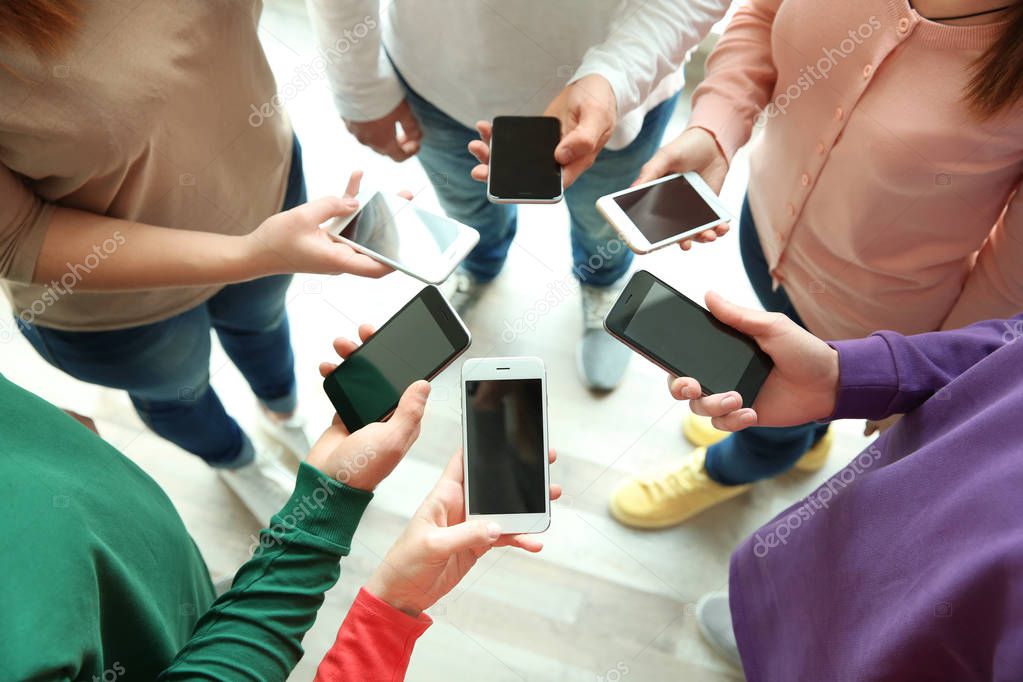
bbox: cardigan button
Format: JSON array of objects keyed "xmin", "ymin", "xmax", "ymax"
[{"xmin": 898, "ymin": 17, "xmax": 910, "ymax": 33}]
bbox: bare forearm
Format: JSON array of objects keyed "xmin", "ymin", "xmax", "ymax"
[{"xmin": 32, "ymin": 207, "xmax": 266, "ymax": 291}]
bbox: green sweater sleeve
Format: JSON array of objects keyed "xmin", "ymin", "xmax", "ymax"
[{"xmin": 159, "ymin": 463, "xmax": 373, "ymax": 681}]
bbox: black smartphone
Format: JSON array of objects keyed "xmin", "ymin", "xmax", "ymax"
[
  {"xmin": 322, "ymin": 286, "xmax": 471, "ymax": 431},
  {"xmin": 487, "ymin": 116, "xmax": 563, "ymax": 204},
  {"xmin": 603, "ymin": 270, "xmax": 773, "ymax": 407}
]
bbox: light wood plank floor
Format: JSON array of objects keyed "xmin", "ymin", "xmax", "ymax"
[{"xmin": 0, "ymin": 2, "xmax": 873, "ymax": 679}]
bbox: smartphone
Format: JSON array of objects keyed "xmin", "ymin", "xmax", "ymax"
[
  {"xmin": 461, "ymin": 356, "xmax": 550, "ymax": 534},
  {"xmin": 596, "ymin": 172, "xmax": 732, "ymax": 254},
  {"xmin": 327, "ymin": 191, "xmax": 480, "ymax": 285},
  {"xmin": 487, "ymin": 116, "xmax": 563, "ymax": 204},
  {"xmin": 604, "ymin": 270, "xmax": 773, "ymax": 407},
  {"xmin": 322, "ymin": 286, "xmax": 471, "ymax": 431}
]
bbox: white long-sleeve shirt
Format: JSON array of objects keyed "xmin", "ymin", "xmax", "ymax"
[{"xmin": 306, "ymin": 0, "xmax": 730, "ymax": 150}]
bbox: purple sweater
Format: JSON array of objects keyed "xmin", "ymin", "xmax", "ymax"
[{"xmin": 730, "ymin": 316, "xmax": 1023, "ymax": 681}]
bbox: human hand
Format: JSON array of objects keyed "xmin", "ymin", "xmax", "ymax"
[
  {"xmin": 364, "ymin": 449, "xmax": 562, "ymax": 617},
  {"xmin": 307, "ymin": 325, "xmax": 429, "ymax": 490},
  {"xmin": 344, "ymin": 100, "xmax": 422, "ymax": 162},
  {"xmin": 245, "ymin": 171, "xmax": 393, "ymax": 279},
  {"xmin": 468, "ymin": 74, "xmax": 617, "ymax": 189},
  {"xmin": 635, "ymin": 127, "xmax": 731, "ymax": 251},
  {"xmin": 668, "ymin": 291, "xmax": 839, "ymax": 431}
]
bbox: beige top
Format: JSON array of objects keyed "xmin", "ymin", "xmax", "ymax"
[{"xmin": 0, "ymin": 0, "xmax": 292, "ymax": 331}]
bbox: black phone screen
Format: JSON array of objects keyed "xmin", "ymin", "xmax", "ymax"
[
  {"xmin": 323, "ymin": 288, "xmax": 467, "ymax": 430},
  {"xmin": 489, "ymin": 116, "xmax": 562, "ymax": 201},
  {"xmin": 465, "ymin": 378, "xmax": 546, "ymax": 514},
  {"xmin": 609, "ymin": 273, "xmax": 769, "ymax": 399},
  {"xmin": 613, "ymin": 175, "xmax": 722, "ymax": 243}
]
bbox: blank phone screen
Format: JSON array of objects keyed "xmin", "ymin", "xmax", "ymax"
[
  {"xmin": 625, "ymin": 282, "xmax": 756, "ymax": 392},
  {"xmin": 325, "ymin": 297, "xmax": 460, "ymax": 427},
  {"xmin": 614, "ymin": 175, "xmax": 722, "ymax": 243},
  {"xmin": 465, "ymin": 378, "xmax": 546, "ymax": 514},
  {"xmin": 489, "ymin": 117, "xmax": 562, "ymax": 200},
  {"xmin": 341, "ymin": 193, "xmax": 464, "ymax": 272}
]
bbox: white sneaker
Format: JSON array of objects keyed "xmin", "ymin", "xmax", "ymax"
[
  {"xmin": 442, "ymin": 269, "xmax": 489, "ymax": 317},
  {"xmin": 255, "ymin": 405, "xmax": 311, "ymax": 466},
  {"xmin": 577, "ymin": 278, "xmax": 631, "ymax": 391},
  {"xmin": 696, "ymin": 591, "xmax": 743, "ymax": 671},
  {"xmin": 218, "ymin": 446, "xmax": 296, "ymax": 525}
]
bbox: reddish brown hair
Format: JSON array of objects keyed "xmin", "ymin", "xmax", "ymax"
[
  {"xmin": 966, "ymin": 4, "xmax": 1023, "ymax": 117},
  {"xmin": 0, "ymin": 0, "xmax": 81, "ymax": 58}
]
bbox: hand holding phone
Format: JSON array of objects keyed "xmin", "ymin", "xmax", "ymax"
[
  {"xmin": 604, "ymin": 271, "xmax": 774, "ymax": 408},
  {"xmin": 667, "ymin": 291, "xmax": 840, "ymax": 431},
  {"xmin": 364, "ymin": 448, "xmax": 561, "ymax": 617},
  {"xmin": 461, "ymin": 357, "xmax": 551, "ymax": 534},
  {"xmin": 322, "ymin": 286, "xmax": 470, "ymax": 432},
  {"xmin": 474, "ymin": 116, "xmax": 563, "ymax": 204},
  {"xmin": 309, "ymin": 330, "xmax": 431, "ymax": 491},
  {"xmin": 596, "ymin": 172, "xmax": 732, "ymax": 254}
]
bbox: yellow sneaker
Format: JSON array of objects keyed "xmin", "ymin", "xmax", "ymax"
[
  {"xmin": 793, "ymin": 429, "xmax": 833, "ymax": 473},
  {"xmin": 684, "ymin": 413, "xmax": 833, "ymax": 474},
  {"xmin": 609, "ymin": 448, "xmax": 751, "ymax": 529},
  {"xmin": 682, "ymin": 413, "xmax": 729, "ymax": 448}
]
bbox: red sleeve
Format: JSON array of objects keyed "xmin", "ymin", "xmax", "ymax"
[{"xmin": 314, "ymin": 588, "xmax": 432, "ymax": 682}]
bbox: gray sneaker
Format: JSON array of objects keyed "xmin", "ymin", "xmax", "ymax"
[
  {"xmin": 443, "ymin": 269, "xmax": 489, "ymax": 318},
  {"xmin": 577, "ymin": 278, "xmax": 631, "ymax": 391},
  {"xmin": 218, "ymin": 445, "xmax": 296, "ymax": 525},
  {"xmin": 696, "ymin": 591, "xmax": 743, "ymax": 671}
]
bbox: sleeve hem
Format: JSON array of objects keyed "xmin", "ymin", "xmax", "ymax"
[
  {"xmin": 269, "ymin": 463, "xmax": 374, "ymax": 554},
  {"xmin": 687, "ymin": 97, "xmax": 751, "ymax": 163},
  {"xmin": 825, "ymin": 336, "xmax": 900, "ymax": 420}
]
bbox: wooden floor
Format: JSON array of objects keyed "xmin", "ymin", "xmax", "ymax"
[{"xmin": 0, "ymin": 2, "xmax": 874, "ymax": 679}]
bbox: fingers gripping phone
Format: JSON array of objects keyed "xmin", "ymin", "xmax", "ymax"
[
  {"xmin": 487, "ymin": 116, "xmax": 563, "ymax": 204},
  {"xmin": 461, "ymin": 357, "xmax": 550, "ymax": 534},
  {"xmin": 327, "ymin": 191, "xmax": 480, "ymax": 285},
  {"xmin": 604, "ymin": 271, "xmax": 773, "ymax": 407},
  {"xmin": 596, "ymin": 172, "xmax": 732, "ymax": 254},
  {"xmin": 322, "ymin": 286, "xmax": 471, "ymax": 431}
]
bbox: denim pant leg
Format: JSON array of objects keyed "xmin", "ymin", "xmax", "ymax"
[
  {"xmin": 704, "ymin": 195, "xmax": 831, "ymax": 485},
  {"xmin": 400, "ymin": 79, "xmax": 517, "ymax": 283},
  {"xmin": 206, "ymin": 134, "xmax": 306, "ymax": 415},
  {"xmin": 17, "ymin": 308, "xmax": 249, "ymax": 466},
  {"xmin": 207, "ymin": 274, "xmax": 297, "ymax": 414},
  {"xmin": 565, "ymin": 95, "xmax": 678, "ymax": 287}
]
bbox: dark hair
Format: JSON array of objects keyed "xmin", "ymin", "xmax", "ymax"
[
  {"xmin": 0, "ymin": 0, "xmax": 81, "ymax": 59},
  {"xmin": 966, "ymin": 4, "xmax": 1023, "ymax": 117}
]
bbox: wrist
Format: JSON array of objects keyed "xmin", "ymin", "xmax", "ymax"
[{"xmin": 365, "ymin": 571, "xmax": 422, "ymax": 618}]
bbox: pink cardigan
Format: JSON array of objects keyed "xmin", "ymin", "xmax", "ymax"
[{"xmin": 689, "ymin": 0, "xmax": 1023, "ymax": 339}]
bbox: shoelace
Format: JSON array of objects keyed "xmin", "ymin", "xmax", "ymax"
[{"xmin": 640, "ymin": 459, "xmax": 707, "ymax": 499}]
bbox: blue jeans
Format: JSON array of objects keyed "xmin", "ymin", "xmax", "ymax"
[
  {"xmin": 17, "ymin": 136, "xmax": 307, "ymax": 468},
  {"xmin": 704, "ymin": 195, "xmax": 830, "ymax": 485},
  {"xmin": 401, "ymin": 77, "xmax": 678, "ymax": 286}
]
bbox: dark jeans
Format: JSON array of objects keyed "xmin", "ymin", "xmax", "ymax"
[
  {"xmin": 18, "ymin": 136, "xmax": 307, "ymax": 468},
  {"xmin": 704, "ymin": 195, "xmax": 830, "ymax": 485}
]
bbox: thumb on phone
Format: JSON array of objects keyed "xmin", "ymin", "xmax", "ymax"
[
  {"xmin": 704, "ymin": 291, "xmax": 780, "ymax": 340},
  {"xmin": 386, "ymin": 380, "xmax": 431, "ymax": 447}
]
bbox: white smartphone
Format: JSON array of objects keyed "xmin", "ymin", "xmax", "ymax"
[
  {"xmin": 486, "ymin": 116, "xmax": 563, "ymax": 204},
  {"xmin": 461, "ymin": 356, "xmax": 550, "ymax": 534},
  {"xmin": 326, "ymin": 191, "xmax": 480, "ymax": 285},
  {"xmin": 595, "ymin": 172, "xmax": 733, "ymax": 254}
]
